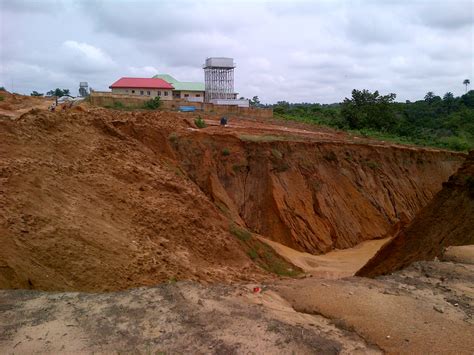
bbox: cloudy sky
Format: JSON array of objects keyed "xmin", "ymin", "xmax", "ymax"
[{"xmin": 1, "ymin": 0, "xmax": 473, "ymax": 103}]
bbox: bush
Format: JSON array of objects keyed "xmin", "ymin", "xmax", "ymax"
[
  {"xmin": 194, "ymin": 116, "xmax": 206, "ymax": 128},
  {"xmin": 143, "ymin": 96, "xmax": 161, "ymax": 110},
  {"xmin": 0, "ymin": 87, "xmax": 6, "ymax": 91},
  {"xmin": 222, "ymin": 148, "xmax": 230, "ymax": 156},
  {"xmin": 113, "ymin": 101, "xmax": 124, "ymax": 109}
]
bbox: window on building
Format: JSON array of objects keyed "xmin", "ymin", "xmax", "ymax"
[
  {"xmin": 157, "ymin": 91, "xmax": 161, "ymax": 96},
  {"xmin": 131, "ymin": 90, "xmax": 135, "ymax": 94},
  {"xmin": 140, "ymin": 91, "xmax": 144, "ymax": 95},
  {"xmin": 196, "ymin": 94, "xmax": 200, "ymax": 97},
  {"xmin": 147, "ymin": 91, "xmax": 151, "ymax": 95},
  {"xmin": 184, "ymin": 94, "xmax": 189, "ymax": 97},
  {"xmin": 164, "ymin": 91, "xmax": 168, "ymax": 96}
]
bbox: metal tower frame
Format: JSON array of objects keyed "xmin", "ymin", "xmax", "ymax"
[{"xmin": 203, "ymin": 58, "xmax": 235, "ymax": 102}]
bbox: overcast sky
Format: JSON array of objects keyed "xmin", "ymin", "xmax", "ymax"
[{"xmin": 1, "ymin": 0, "xmax": 473, "ymax": 103}]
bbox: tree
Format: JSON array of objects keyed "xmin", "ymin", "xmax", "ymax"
[
  {"xmin": 443, "ymin": 92, "xmax": 455, "ymax": 114},
  {"xmin": 63, "ymin": 89, "xmax": 70, "ymax": 96},
  {"xmin": 341, "ymin": 89, "xmax": 397, "ymax": 131},
  {"xmin": 463, "ymin": 79, "xmax": 471, "ymax": 93},
  {"xmin": 30, "ymin": 91, "xmax": 43, "ymax": 97},
  {"xmin": 250, "ymin": 95, "xmax": 261, "ymax": 107},
  {"xmin": 424, "ymin": 91, "xmax": 435, "ymax": 104},
  {"xmin": 46, "ymin": 88, "xmax": 71, "ymax": 97}
]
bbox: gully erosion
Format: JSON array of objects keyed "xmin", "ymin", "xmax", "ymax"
[{"xmin": 166, "ymin": 127, "xmax": 464, "ymax": 255}]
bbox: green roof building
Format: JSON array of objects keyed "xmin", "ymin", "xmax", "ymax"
[{"xmin": 152, "ymin": 74, "xmax": 205, "ymax": 102}]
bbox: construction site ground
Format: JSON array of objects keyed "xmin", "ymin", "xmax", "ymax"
[{"xmin": 0, "ymin": 94, "xmax": 472, "ymax": 353}]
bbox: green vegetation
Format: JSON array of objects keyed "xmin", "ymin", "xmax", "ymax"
[
  {"xmin": 222, "ymin": 148, "xmax": 231, "ymax": 156},
  {"xmin": 230, "ymin": 224, "xmax": 252, "ymax": 241},
  {"xmin": 143, "ymin": 96, "xmax": 161, "ymax": 110},
  {"xmin": 272, "ymin": 89, "xmax": 474, "ymax": 151},
  {"xmin": 30, "ymin": 91, "xmax": 43, "ymax": 97},
  {"xmin": 194, "ymin": 116, "xmax": 206, "ymax": 128},
  {"xmin": 229, "ymin": 223, "xmax": 301, "ymax": 277},
  {"xmin": 46, "ymin": 88, "xmax": 70, "ymax": 97},
  {"xmin": 0, "ymin": 96, "xmax": 4, "ymax": 101},
  {"xmin": 0, "ymin": 87, "xmax": 5, "ymax": 91}
]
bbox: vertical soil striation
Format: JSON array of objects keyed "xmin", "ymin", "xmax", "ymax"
[
  {"xmin": 357, "ymin": 150, "xmax": 474, "ymax": 277},
  {"xmin": 174, "ymin": 131, "xmax": 463, "ymax": 254}
]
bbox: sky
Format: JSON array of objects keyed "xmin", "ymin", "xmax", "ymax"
[{"xmin": 1, "ymin": 0, "xmax": 473, "ymax": 103}]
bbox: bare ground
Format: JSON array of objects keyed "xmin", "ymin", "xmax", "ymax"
[{"xmin": 1, "ymin": 257, "xmax": 472, "ymax": 354}]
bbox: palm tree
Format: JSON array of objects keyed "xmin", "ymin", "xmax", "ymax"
[{"xmin": 463, "ymin": 79, "xmax": 470, "ymax": 92}]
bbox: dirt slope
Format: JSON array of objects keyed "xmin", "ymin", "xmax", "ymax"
[
  {"xmin": 0, "ymin": 108, "xmax": 282, "ymax": 291},
  {"xmin": 357, "ymin": 151, "xmax": 474, "ymax": 277},
  {"xmin": 0, "ymin": 102, "xmax": 465, "ymax": 291},
  {"xmin": 173, "ymin": 119, "xmax": 463, "ymax": 253}
]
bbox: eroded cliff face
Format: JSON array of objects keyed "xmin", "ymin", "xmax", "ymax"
[
  {"xmin": 357, "ymin": 151, "xmax": 474, "ymax": 277},
  {"xmin": 174, "ymin": 132, "xmax": 464, "ymax": 254}
]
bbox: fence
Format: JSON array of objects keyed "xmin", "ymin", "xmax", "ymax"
[{"xmin": 90, "ymin": 92, "xmax": 273, "ymax": 118}]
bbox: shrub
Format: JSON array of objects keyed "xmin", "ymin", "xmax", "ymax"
[
  {"xmin": 247, "ymin": 249, "xmax": 258, "ymax": 260},
  {"xmin": 143, "ymin": 96, "xmax": 161, "ymax": 110},
  {"xmin": 113, "ymin": 101, "xmax": 124, "ymax": 109},
  {"xmin": 222, "ymin": 148, "xmax": 230, "ymax": 156},
  {"xmin": 194, "ymin": 116, "xmax": 206, "ymax": 128},
  {"xmin": 0, "ymin": 87, "xmax": 5, "ymax": 91}
]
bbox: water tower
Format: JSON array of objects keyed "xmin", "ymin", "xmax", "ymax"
[
  {"xmin": 203, "ymin": 57, "xmax": 235, "ymax": 102},
  {"xmin": 79, "ymin": 82, "xmax": 89, "ymax": 97}
]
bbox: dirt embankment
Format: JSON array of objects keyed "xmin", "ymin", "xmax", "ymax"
[
  {"xmin": 171, "ymin": 128, "xmax": 463, "ymax": 254},
  {"xmin": 357, "ymin": 150, "xmax": 474, "ymax": 277},
  {"xmin": 1, "ymin": 109, "xmax": 293, "ymax": 292},
  {"xmin": 0, "ymin": 105, "xmax": 465, "ymax": 291}
]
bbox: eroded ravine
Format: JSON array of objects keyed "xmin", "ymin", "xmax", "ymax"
[{"xmin": 173, "ymin": 129, "xmax": 464, "ymax": 254}]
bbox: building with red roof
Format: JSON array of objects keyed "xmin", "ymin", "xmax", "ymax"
[{"xmin": 109, "ymin": 77, "xmax": 174, "ymax": 100}]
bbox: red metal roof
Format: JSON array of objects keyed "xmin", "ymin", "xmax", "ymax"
[{"xmin": 109, "ymin": 77, "xmax": 174, "ymax": 89}]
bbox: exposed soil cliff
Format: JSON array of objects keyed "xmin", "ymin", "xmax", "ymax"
[
  {"xmin": 0, "ymin": 104, "xmax": 465, "ymax": 291},
  {"xmin": 357, "ymin": 151, "xmax": 474, "ymax": 277},
  {"xmin": 173, "ymin": 129, "xmax": 463, "ymax": 254}
]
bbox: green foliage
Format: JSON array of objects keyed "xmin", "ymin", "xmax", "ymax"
[
  {"xmin": 30, "ymin": 91, "xmax": 43, "ymax": 97},
  {"xmin": 271, "ymin": 149, "xmax": 283, "ymax": 159},
  {"xmin": 229, "ymin": 224, "xmax": 252, "ymax": 241},
  {"xmin": 143, "ymin": 96, "xmax": 161, "ymax": 110},
  {"xmin": 113, "ymin": 101, "xmax": 124, "ymax": 109},
  {"xmin": 0, "ymin": 96, "xmax": 3, "ymax": 101},
  {"xmin": 0, "ymin": 87, "xmax": 5, "ymax": 91},
  {"xmin": 271, "ymin": 89, "xmax": 474, "ymax": 152},
  {"xmin": 194, "ymin": 116, "xmax": 206, "ymax": 128},
  {"xmin": 250, "ymin": 95, "xmax": 261, "ymax": 107},
  {"xmin": 46, "ymin": 88, "xmax": 70, "ymax": 97},
  {"xmin": 341, "ymin": 89, "xmax": 397, "ymax": 131},
  {"xmin": 247, "ymin": 249, "xmax": 258, "ymax": 260},
  {"xmin": 222, "ymin": 148, "xmax": 230, "ymax": 156}
]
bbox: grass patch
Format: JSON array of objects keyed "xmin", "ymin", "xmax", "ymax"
[
  {"xmin": 194, "ymin": 116, "xmax": 206, "ymax": 129},
  {"xmin": 229, "ymin": 224, "xmax": 301, "ymax": 277},
  {"xmin": 364, "ymin": 160, "xmax": 380, "ymax": 169},
  {"xmin": 271, "ymin": 148, "xmax": 283, "ymax": 159},
  {"xmin": 230, "ymin": 224, "xmax": 252, "ymax": 241},
  {"xmin": 247, "ymin": 249, "xmax": 258, "ymax": 260}
]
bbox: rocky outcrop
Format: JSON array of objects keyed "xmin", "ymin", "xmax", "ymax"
[{"xmin": 357, "ymin": 151, "xmax": 474, "ymax": 277}]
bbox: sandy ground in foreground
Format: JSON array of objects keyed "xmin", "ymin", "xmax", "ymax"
[{"xmin": 1, "ymin": 256, "xmax": 472, "ymax": 354}]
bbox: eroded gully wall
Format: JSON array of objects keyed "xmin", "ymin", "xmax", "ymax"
[{"xmin": 174, "ymin": 133, "xmax": 464, "ymax": 254}]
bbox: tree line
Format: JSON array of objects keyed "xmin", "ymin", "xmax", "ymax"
[{"xmin": 271, "ymin": 87, "xmax": 474, "ymax": 151}]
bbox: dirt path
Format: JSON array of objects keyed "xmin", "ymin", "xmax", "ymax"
[{"xmin": 258, "ymin": 236, "xmax": 390, "ymax": 278}]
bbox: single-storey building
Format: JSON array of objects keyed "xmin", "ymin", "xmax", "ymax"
[
  {"xmin": 109, "ymin": 77, "xmax": 174, "ymax": 100},
  {"xmin": 153, "ymin": 74, "xmax": 205, "ymax": 102}
]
